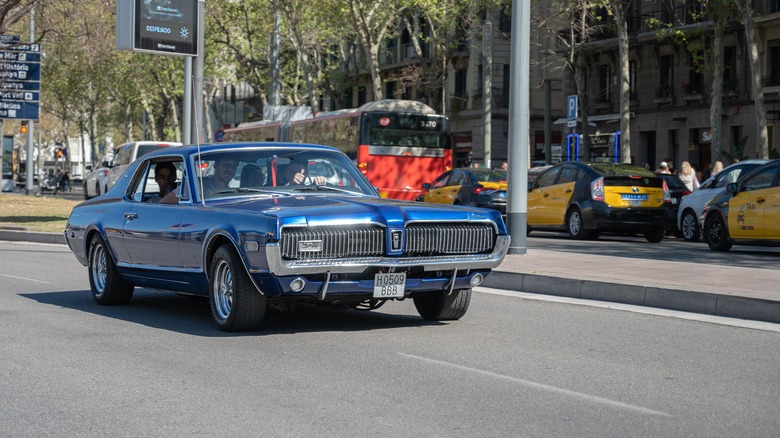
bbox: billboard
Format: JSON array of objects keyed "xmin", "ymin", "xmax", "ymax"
[{"xmin": 117, "ymin": 0, "xmax": 198, "ymax": 56}]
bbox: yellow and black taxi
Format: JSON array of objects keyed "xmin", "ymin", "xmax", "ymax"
[
  {"xmin": 527, "ymin": 161, "xmax": 673, "ymax": 242},
  {"xmin": 420, "ymin": 168, "xmax": 507, "ymax": 215},
  {"xmin": 701, "ymin": 159, "xmax": 780, "ymax": 251}
]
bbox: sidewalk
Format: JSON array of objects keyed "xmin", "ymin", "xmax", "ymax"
[
  {"xmin": 2, "ymin": 230, "xmax": 778, "ymax": 324},
  {"xmin": 484, "ymin": 250, "xmax": 780, "ymax": 324}
]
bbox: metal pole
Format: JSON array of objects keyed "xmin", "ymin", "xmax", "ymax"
[
  {"xmin": 483, "ymin": 19, "xmax": 492, "ymax": 169},
  {"xmin": 191, "ymin": 0, "xmax": 205, "ymax": 143},
  {"xmin": 25, "ymin": 6, "xmax": 35, "ymax": 195},
  {"xmin": 544, "ymin": 79, "xmax": 552, "ymax": 165},
  {"xmin": 183, "ymin": 57, "xmax": 192, "ymax": 144},
  {"xmin": 506, "ymin": 0, "xmax": 529, "ymax": 254}
]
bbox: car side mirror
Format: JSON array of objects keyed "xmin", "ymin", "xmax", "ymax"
[
  {"xmin": 726, "ymin": 182, "xmax": 738, "ymax": 194},
  {"xmin": 422, "ymin": 183, "xmax": 431, "ymax": 190}
]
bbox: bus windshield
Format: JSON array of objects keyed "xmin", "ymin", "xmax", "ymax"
[{"xmin": 363, "ymin": 113, "xmax": 446, "ymax": 148}]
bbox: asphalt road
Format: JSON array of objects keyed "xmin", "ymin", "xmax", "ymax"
[{"xmin": 1, "ymin": 241, "xmax": 778, "ymax": 436}]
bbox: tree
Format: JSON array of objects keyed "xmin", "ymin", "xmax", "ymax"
[
  {"xmin": 735, "ymin": 0, "xmax": 769, "ymax": 159},
  {"xmin": 0, "ymin": 0, "xmax": 37, "ymax": 35},
  {"xmin": 609, "ymin": 1, "xmax": 631, "ymax": 163}
]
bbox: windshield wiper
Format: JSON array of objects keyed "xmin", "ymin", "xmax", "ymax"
[
  {"xmin": 213, "ymin": 187, "xmax": 268, "ymax": 194},
  {"xmin": 291, "ymin": 185, "xmax": 362, "ymax": 195}
]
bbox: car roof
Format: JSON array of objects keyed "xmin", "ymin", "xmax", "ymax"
[
  {"xmin": 138, "ymin": 142, "xmax": 343, "ymax": 160},
  {"xmin": 551, "ymin": 161, "xmax": 658, "ymax": 178}
]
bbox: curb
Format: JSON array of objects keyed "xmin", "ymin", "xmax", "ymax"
[
  {"xmin": 483, "ymin": 271, "xmax": 780, "ymax": 324},
  {"xmin": 0, "ymin": 230, "xmax": 66, "ymax": 245}
]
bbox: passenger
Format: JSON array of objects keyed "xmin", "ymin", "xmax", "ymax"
[
  {"xmin": 240, "ymin": 164, "xmax": 265, "ymax": 188},
  {"xmin": 501, "ymin": 162, "xmax": 508, "ymax": 171},
  {"xmin": 284, "ymin": 162, "xmax": 327, "ymax": 186},
  {"xmin": 711, "ymin": 161, "xmax": 724, "ymax": 177},
  {"xmin": 202, "ymin": 156, "xmax": 239, "ymax": 196}
]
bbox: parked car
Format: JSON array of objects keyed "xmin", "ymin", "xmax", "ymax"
[
  {"xmin": 64, "ymin": 142, "xmax": 510, "ymax": 331},
  {"xmin": 701, "ymin": 159, "xmax": 780, "ymax": 251},
  {"xmin": 419, "ymin": 167, "xmax": 508, "ymax": 216},
  {"xmin": 527, "ymin": 161, "xmax": 673, "ymax": 242},
  {"xmin": 105, "ymin": 141, "xmax": 181, "ymax": 192},
  {"xmin": 83, "ymin": 154, "xmax": 114, "ymax": 199},
  {"xmin": 676, "ymin": 159, "xmax": 769, "ymax": 242},
  {"xmin": 657, "ymin": 173, "xmax": 690, "ymax": 237}
]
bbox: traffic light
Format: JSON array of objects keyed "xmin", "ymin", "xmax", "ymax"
[{"xmin": 20, "ymin": 121, "xmax": 28, "ymax": 134}]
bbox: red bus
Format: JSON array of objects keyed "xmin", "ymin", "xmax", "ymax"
[{"xmin": 217, "ymin": 100, "xmax": 453, "ymax": 200}]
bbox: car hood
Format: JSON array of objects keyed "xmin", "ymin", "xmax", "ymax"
[{"xmin": 210, "ymin": 194, "xmax": 507, "ymax": 231}]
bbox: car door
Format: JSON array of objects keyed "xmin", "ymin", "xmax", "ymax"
[
  {"xmin": 546, "ymin": 165, "xmax": 579, "ymax": 226},
  {"xmin": 729, "ymin": 163, "xmax": 779, "ymax": 240},
  {"xmin": 424, "ymin": 171, "xmax": 453, "ymax": 204},
  {"xmin": 122, "ymin": 158, "xmax": 188, "ymax": 269},
  {"xmin": 528, "ymin": 166, "xmax": 562, "ymax": 226}
]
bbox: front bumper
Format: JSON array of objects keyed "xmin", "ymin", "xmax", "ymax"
[{"xmin": 265, "ymin": 235, "xmax": 511, "ymax": 276}]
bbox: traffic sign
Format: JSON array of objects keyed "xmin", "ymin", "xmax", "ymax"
[
  {"xmin": 567, "ymin": 120, "xmax": 577, "ymax": 128},
  {"xmin": 0, "ymin": 36, "xmax": 40, "ymax": 120},
  {"xmin": 567, "ymin": 95, "xmax": 578, "ymax": 119},
  {"xmin": 0, "ymin": 100, "xmax": 39, "ymax": 119}
]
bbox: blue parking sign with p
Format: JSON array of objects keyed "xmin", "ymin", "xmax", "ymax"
[{"xmin": 567, "ymin": 95, "xmax": 578, "ymax": 119}]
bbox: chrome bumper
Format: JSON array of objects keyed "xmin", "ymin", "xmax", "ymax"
[{"xmin": 265, "ymin": 235, "xmax": 510, "ymax": 276}]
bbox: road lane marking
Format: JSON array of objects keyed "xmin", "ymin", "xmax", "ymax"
[
  {"xmin": 399, "ymin": 352, "xmax": 671, "ymax": 417},
  {"xmin": 477, "ymin": 287, "xmax": 780, "ymax": 333},
  {"xmin": 0, "ymin": 273, "xmax": 50, "ymax": 284}
]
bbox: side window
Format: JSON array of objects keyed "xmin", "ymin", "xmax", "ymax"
[
  {"xmin": 114, "ymin": 146, "xmax": 130, "ymax": 166},
  {"xmin": 449, "ymin": 171, "xmax": 466, "ymax": 186},
  {"xmin": 535, "ymin": 168, "xmax": 561, "ymax": 188},
  {"xmin": 130, "ymin": 162, "xmax": 152, "ymax": 202},
  {"xmin": 558, "ymin": 166, "xmax": 578, "ymax": 184},
  {"xmin": 431, "ymin": 172, "xmax": 451, "ymax": 189},
  {"xmin": 717, "ymin": 167, "xmax": 743, "ymax": 188},
  {"xmin": 743, "ymin": 165, "xmax": 779, "ymax": 191},
  {"xmin": 130, "ymin": 159, "xmax": 188, "ymax": 203}
]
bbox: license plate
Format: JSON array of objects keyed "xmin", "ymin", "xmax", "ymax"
[
  {"xmin": 621, "ymin": 194, "xmax": 648, "ymax": 201},
  {"xmin": 671, "ymin": 198, "xmax": 678, "ymax": 204},
  {"xmin": 373, "ymin": 272, "xmax": 406, "ymax": 298}
]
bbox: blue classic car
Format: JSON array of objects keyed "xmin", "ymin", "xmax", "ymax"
[{"xmin": 64, "ymin": 142, "xmax": 510, "ymax": 331}]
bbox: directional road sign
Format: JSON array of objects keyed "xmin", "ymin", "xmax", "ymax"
[{"xmin": 0, "ymin": 38, "xmax": 40, "ymax": 120}]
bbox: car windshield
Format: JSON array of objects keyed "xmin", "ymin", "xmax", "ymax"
[
  {"xmin": 192, "ymin": 148, "xmax": 376, "ymax": 200},
  {"xmin": 473, "ymin": 169, "xmax": 507, "ymax": 183}
]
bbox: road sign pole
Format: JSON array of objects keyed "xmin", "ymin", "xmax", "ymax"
[{"xmin": 25, "ymin": 6, "xmax": 34, "ymax": 195}]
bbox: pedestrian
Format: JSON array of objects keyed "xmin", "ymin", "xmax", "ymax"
[
  {"xmin": 678, "ymin": 161, "xmax": 700, "ymax": 192},
  {"xmin": 501, "ymin": 162, "xmax": 508, "ymax": 171},
  {"xmin": 51, "ymin": 169, "xmax": 63, "ymax": 194},
  {"xmin": 711, "ymin": 161, "xmax": 724, "ymax": 176},
  {"xmin": 656, "ymin": 161, "xmax": 671, "ymax": 174}
]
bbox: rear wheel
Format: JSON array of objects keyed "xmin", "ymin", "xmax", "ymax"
[
  {"xmin": 680, "ymin": 209, "xmax": 700, "ymax": 242},
  {"xmin": 704, "ymin": 212, "xmax": 732, "ymax": 251},
  {"xmin": 414, "ymin": 288, "xmax": 471, "ymax": 321},
  {"xmin": 645, "ymin": 227, "xmax": 665, "ymax": 243},
  {"xmin": 88, "ymin": 235, "xmax": 134, "ymax": 305},
  {"xmin": 566, "ymin": 208, "xmax": 588, "ymax": 240},
  {"xmin": 209, "ymin": 245, "xmax": 266, "ymax": 331}
]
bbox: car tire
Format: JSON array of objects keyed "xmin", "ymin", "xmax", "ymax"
[
  {"xmin": 88, "ymin": 234, "xmax": 134, "ymax": 305},
  {"xmin": 83, "ymin": 182, "xmax": 91, "ymax": 200},
  {"xmin": 703, "ymin": 212, "xmax": 732, "ymax": 252},
  {"xmin": 209, "ymin": 245, "xmax": 266, "ymax": 331},
  {"xmin": 680, "ymin": 209, "xmax": 700, "ymax": 242},
  {"xmin": 644, "ymin": 227, "xmax": 665, "ymax": 243},
  {"xmin": 413, "ymin": 288, "xmax": 471, "ymax": 321},
  {"xmin": 566, "ymin": 208, "xmax": 588, "ymax": 240}
]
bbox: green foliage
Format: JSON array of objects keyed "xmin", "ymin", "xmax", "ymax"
[{"xmin": 720, "ymin": 136, "xmax": 750, "ymax": 164}]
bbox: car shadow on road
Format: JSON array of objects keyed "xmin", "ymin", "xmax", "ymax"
[{"xmin": 21, "ymin": 288, "xmax": 442, "ymax": 336}]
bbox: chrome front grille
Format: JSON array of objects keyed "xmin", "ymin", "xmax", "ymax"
[
  {"xmin": 406, "ymin": 223, "xmax": 495, "ymax": 256},
  {"xmin": 280, "ymin": 222, "xmax": 496, "ymax": 261},
  {"xmin": 281, "ymin": 225, "xmax": 384, "ymax": 260}
]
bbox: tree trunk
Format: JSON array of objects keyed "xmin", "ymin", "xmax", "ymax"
[
  {"xmin": 614, "ymin": 3, "xmax": 631, "ymax": 163},
  {"xmin": 736, "ymin": 0, "xmax": 769, "ymax": 159},
  {"xmin": 710, "ymin": 23, "xmax": 725, "ymax": 164}
]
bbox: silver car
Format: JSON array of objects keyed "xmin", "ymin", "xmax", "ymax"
[{"xmin": 83, "ymin": 154, "xmax": 113, "ymax": 199}]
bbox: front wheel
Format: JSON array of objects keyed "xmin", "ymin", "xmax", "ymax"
[
  {"xmin": 413, "ymin": 288, "xmax": 471, "ymax": 321},
  {"xmin": 209, "ymin": 245, "xmax": 266, "ymax": 331},
  {"xmin": 88, "ymin": 235, "xmax": 134, "ymax": 305},
  {"xmin": 703, "ymin": 212, "xmax": 732, "ymax": 252},
  {"xmin": 566, "ymin": 208, "xmax": 589, "ymax": 240},
  {"xmin": 680, "ymin": 210, "xmax": 700, "ymax": 242}
]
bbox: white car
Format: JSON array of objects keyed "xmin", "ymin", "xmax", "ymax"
[
  {"xmin": 677, "ymin": 159, "xmax": 769, "ymax": 241},
  {"xmin": 105, "ymin": 141, "xmax": 182, "ymax": 192},
  {"xmin": 83, "ymin": 154, "xmax": 113, "ymax": 199}
]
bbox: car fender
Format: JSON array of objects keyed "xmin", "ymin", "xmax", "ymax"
[{"xmin": 201, "ymin": 225, "xmax": 267, "ymax": 296}]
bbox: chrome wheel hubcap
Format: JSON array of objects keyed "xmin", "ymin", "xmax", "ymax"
[{"xmin": 213, "ymin": 259, "xmax": 234, "ymax": 320}]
